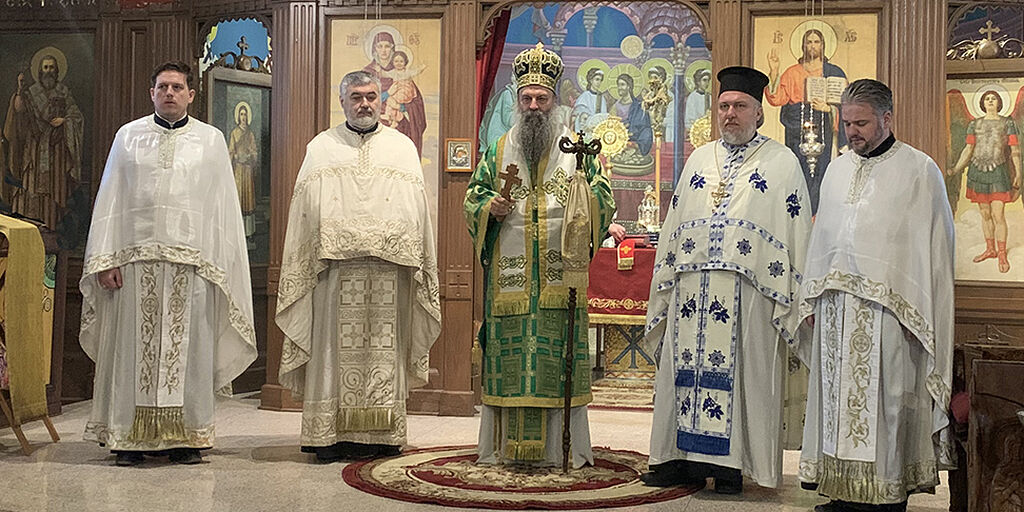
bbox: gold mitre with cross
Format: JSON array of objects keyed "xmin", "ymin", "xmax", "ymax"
[{"xmin": 512, "ymin": 42, "xmax": 563, "ymax": 91}]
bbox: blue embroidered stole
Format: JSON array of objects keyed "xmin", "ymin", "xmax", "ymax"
[
  {"xmin": 671, "ymin": 137, "xmax": 756, "ymax": 456},
  {"xmin": 671, "ymin": 271, "xmax": 739, "ymax": 455}
]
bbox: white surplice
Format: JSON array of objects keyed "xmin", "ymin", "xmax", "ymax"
[
  {"xmin": 276, "ymin": 123, "xmax": 440, "ymax": 448},
  {"xmin": 797, "ymin": 140, "xmax": 956, "ymax": 505},
  {"xmin": 645, "ymin": 134, "xmax": 811, "ymax": 488},
  {"xmin": 80, "ymin": 116, "xmax": 256, "ymax": 450}
]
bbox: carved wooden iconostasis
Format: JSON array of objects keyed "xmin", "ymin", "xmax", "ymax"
[
  {"xmin": 0, "ymin": 1, "xmax": 997, "ymax": 438},
  {"xmin": 946, "ymin": 3, "xmax": 1024, "ymax": 346},
  {"xmin": 945, "ymin": 4, "xmax": 1024, "ymax": 511}
]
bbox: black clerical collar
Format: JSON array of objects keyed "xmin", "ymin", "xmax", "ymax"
[
  {"xmin": 154, "ymin": 113, "xmax": 188, "ymax": 130},
  {"xmin": 346, "ymin": 121, "xmax": 379, "ymax": 135},
  {"xmin": 864, "ymin": 132, "xmax": 896, "ymax": 158}
]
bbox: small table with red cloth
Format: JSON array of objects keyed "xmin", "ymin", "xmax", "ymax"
[{"xmin": 586, "ymin": 245, "xmax": 656, "ymax": 380}]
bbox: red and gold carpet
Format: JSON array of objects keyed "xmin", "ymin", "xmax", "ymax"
[{"xmin": 341, "ymin": 445, "xmax": 701, "ymax": 510}]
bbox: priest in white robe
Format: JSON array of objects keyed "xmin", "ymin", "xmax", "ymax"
[
  {"xmin": 797, "ymin": 79, "xmax": 955, "ymax": 512},
  {"xmin": 642, "ymin": 66, "xmax": 812, "ymax": 493},
  {"xmin": 80, "ymin": 62, "xmax": 257, "ymax": 466},
  {"xmin": 276, "ymin": 70, "xmax": 440, "ymax": 462}
]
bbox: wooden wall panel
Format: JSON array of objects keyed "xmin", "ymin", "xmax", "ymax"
[
  {"xmin": 956, "ymin": 283, "xmax": 1024, "ymax": 345},
  {"xmin": 401, "ymin": 0, "xmax": 477, "ymax": 416},
  {"xmin": 260, "ymin": 0, "xmax": 318, "ymax": 411},
  {"xmin": 125, "ymin": 23, "xmax": 152, "ymax": 119},
  {"xmin": 94, "ymin": 16, "xmax": 122, "ymax": 189}
]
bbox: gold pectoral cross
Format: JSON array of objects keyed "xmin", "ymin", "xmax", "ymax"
[{"xmin": 711, "ymin": 181, "xmax": 729, "ymax": 207}]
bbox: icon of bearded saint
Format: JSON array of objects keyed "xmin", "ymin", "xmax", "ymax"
[{"xmin": 3, "ymin": 47, "xmax": 84, "ymax": 230}]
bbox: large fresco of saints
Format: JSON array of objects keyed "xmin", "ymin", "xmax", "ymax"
[{"xmin": 478, "ymin": 3, "xmax": 709, "ymax": 234}]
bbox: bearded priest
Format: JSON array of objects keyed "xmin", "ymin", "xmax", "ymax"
[
  {"xmin": 464, "ymin": 43, "xmax": 616, "ymax": 468},
  {"xmin": 641, "ymin": 66, "xmax": 812, "ymax": 493}
]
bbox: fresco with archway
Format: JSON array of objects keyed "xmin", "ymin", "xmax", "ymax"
[{"xmin": 478, "ymin": 2, "xmax": 708, "ymax": 234}]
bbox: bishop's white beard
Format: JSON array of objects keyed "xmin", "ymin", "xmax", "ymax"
[{"xmin": 512, "ymin": 106, "xmax": 566, "ymax": 170}]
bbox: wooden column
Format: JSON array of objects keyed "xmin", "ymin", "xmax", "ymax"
[
  {"xmin": 260, "ymin": 0, "xmax": 318, "ymax": 411},
  {"xmin": 407, "ymin": 0, "xmax": 477, "ymax": 416},
  {"xmin": 709, "ymin": 0, "xmax": 741, "ymax": 139},
  {"xmin": 889, "ymin": 0, "xmax": 946, "ymax": 164}
]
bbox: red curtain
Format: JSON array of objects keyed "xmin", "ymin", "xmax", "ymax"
[{"xmin": 476, "ymin": 8, "xmax": 512, "ymax": 140}]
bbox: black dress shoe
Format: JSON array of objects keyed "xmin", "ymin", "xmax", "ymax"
[
  {"xmin": 375, "ymin": 444, "xmax": 401, "ymax": 457},
  {"xmin": 713, "ymin": 474, "xmax": 743, "ymax": 494},
  {"xmin": 114, "ymin": 451, "xmax": 144, "ymax": 467},
  {"xmin": 314, "ymin": 444, "xmax": 347, "ymax": 462},
  {"xmin": 639, "ymin": 461, "xmax": 707, "ymax": 487},
  {"xmin": 168, "ymin": 448, "xmax": 202, "ymax": 465},
  {"xmin": 828, "ymin": 500, "xmax": 908, "ymax": 512}
]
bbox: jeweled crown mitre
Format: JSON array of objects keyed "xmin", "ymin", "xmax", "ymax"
[{"xmin": 512, "ymin": 42, "xmax": 563, "ymax": 91}]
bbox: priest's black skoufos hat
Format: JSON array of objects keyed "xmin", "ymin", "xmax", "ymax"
[{"xmin": 717, "ymin": 66, "xmax": 769, "ymax": 103}]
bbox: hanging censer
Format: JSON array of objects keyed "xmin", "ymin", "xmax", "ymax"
[{"xmin": 799, "ymin": 120, "xmax": 825, "ymax": 177}]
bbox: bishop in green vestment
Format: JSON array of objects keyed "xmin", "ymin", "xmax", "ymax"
[{"xmin": 465, "ymin": 44, "xmax": 615, "ymax": 467}]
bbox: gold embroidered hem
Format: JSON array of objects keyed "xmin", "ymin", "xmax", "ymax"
[
  {"xmin": 277, "ymin": 223, "xmax": 441, "ymax": 388},
  {"xmin": 277, "ymin": 218, "xmax": 430, "ymax": 310},
  {"xmin": 491, "ymin": 292, "xmax": 588, "ymax": 317},
  {"xmin": 300, "ymin": 398, "xmax": 407, "ymax": 447},
  {"xmin": 490, "ymin": 292, "xmax": 532, "ymax": 317},
  {"xmin": 81, "ymin": 243, "xmax": 256, "ymax": 350},
  {"xmin": 798, "ymin": 455, "xmax": 939, "ymax": 505},
  {"xmin": 84, "ymin": 407, "xmax": 214, "ymax": 451},
  {"xmin": 482, "ymin": 393, "xmax": 593, "ymax": 409},
  {"xmin": 292, "ymin": 164, "xmax": 425, "ymax": 196},
  {"xmin": 587, "ymin": 297, "xmax": 649, "ymax": 312},
  {"xmin": 800, "ymin": 270, "xmax": 933, "ymax": 356},
  {"xmin": 501, "ymin": 408, "xmax": 548, "ymax": 461}
]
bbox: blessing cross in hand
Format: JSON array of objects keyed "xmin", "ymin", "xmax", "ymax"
[
  {"xmin": 558, "ymin": 131, "xmax": 602, "ymax": 171},
  {"xmin": 499, "ymin": 164, "xmax": 522, "ymax": 201}
]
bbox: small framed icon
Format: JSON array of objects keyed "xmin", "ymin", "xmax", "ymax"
[{"xmin": 445, "ymin": 138, "xmax": 474, "ymax": 172}]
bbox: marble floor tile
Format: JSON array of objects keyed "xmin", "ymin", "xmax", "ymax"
[{"xmin": 0, "ymin": 398, "xmax": 951, "ymax": 512}]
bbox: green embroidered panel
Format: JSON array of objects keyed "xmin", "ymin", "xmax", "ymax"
[{"xmin": 484, "ymin": 307, "xmax": 591, "ymax": 407}]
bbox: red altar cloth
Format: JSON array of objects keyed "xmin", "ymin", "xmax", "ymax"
[{"xmin": 586, "ymin": 246, "xmax": 655, "ymax": 325}]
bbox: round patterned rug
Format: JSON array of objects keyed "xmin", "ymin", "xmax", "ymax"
[{"xmin": 341, "ymin": 445, "xmax": 702, "ymax": 510}]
